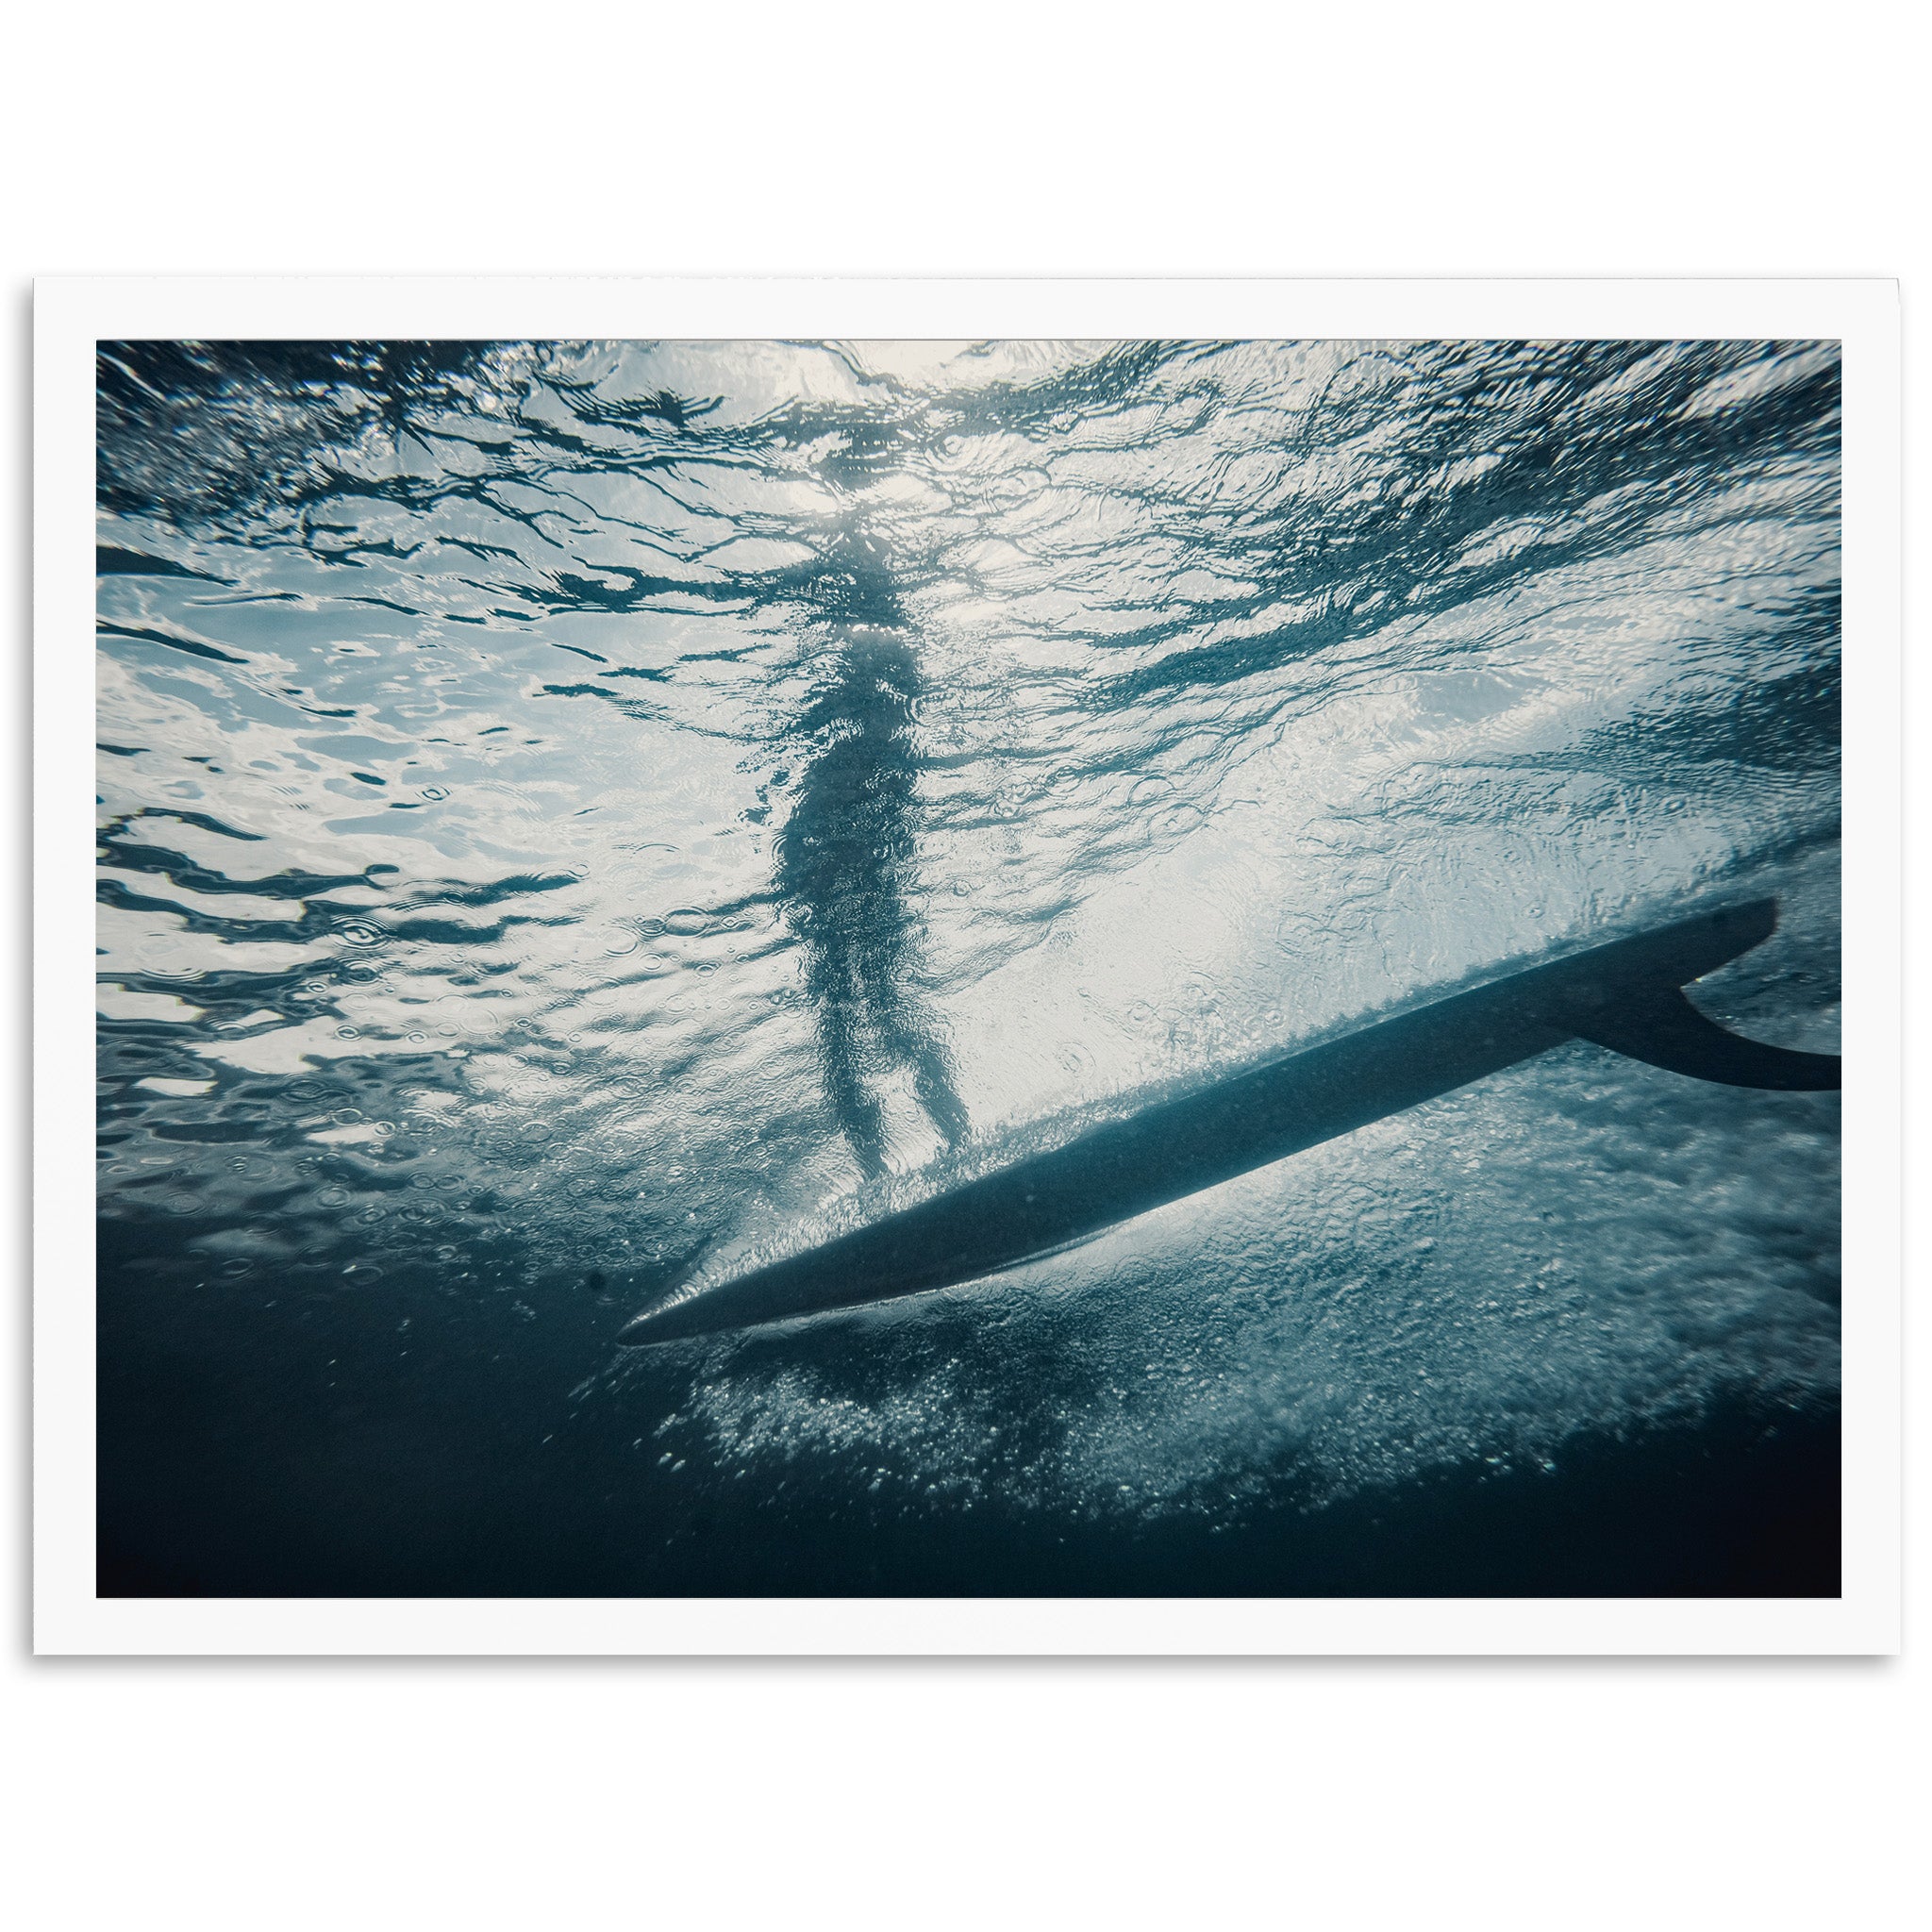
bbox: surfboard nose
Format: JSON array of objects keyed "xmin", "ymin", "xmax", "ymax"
[{"xmin": 615, "ymin": 1296, "xmax": 714, "ymax": 1346}]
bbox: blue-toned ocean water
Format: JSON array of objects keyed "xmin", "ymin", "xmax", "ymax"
[{"xmin": 95, "ymin": 339, "xmax": 1840, "ymax": 1595}]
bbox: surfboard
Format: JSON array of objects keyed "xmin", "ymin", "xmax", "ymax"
[{"xmin": 617, "ymin": 897, "xmax": 1838, "ymax": 1345}]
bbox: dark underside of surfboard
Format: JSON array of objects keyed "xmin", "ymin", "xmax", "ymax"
[{"xmin": 618, "ymin": 896, "xmax": 1839, "ymax": 1345}]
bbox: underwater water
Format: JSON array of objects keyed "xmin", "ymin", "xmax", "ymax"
[{"xmin": 94, "ymin": 338, "xmax": 1841, "ymax": 1596}]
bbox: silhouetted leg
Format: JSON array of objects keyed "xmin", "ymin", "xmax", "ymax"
[
  {"xmin": 864, "ymin": 991, "xmax": 967, "ymax": 1148},
  {"xmin": 809, "ymin": 965, "xmax": 891, "ymax": 1177},
  {"xmin": 908, "ymin": 1038, "xmax": 970, "ymax": 1148}
]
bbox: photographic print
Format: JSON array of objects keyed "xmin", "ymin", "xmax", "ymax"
[{"xmin": 49, "ymin": 287, "xmax": 1892, "ymax": 1646}]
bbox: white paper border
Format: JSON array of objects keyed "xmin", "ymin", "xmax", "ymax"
[{"xmin": 35, "ymin": 277, "xmax": 1901, "ymax": 1655}]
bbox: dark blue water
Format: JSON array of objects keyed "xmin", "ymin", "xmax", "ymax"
[{"xmin": 95, "ymin": 339, "xmax": 1840, "ymax": 1595}]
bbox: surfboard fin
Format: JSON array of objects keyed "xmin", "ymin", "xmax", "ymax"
[{"xmin": 1568, "ymin": 985, "xmax": 1840, "ymax": 1091}]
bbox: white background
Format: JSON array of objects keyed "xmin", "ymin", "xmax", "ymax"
[{"xmin": 3, "ymin": 2, "xmax": 1923, "ymax": 1925}]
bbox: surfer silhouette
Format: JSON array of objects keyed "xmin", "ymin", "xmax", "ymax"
[{"xmin": 772, "ymin": 514, "xmax": 968, "ymax": 1177}]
